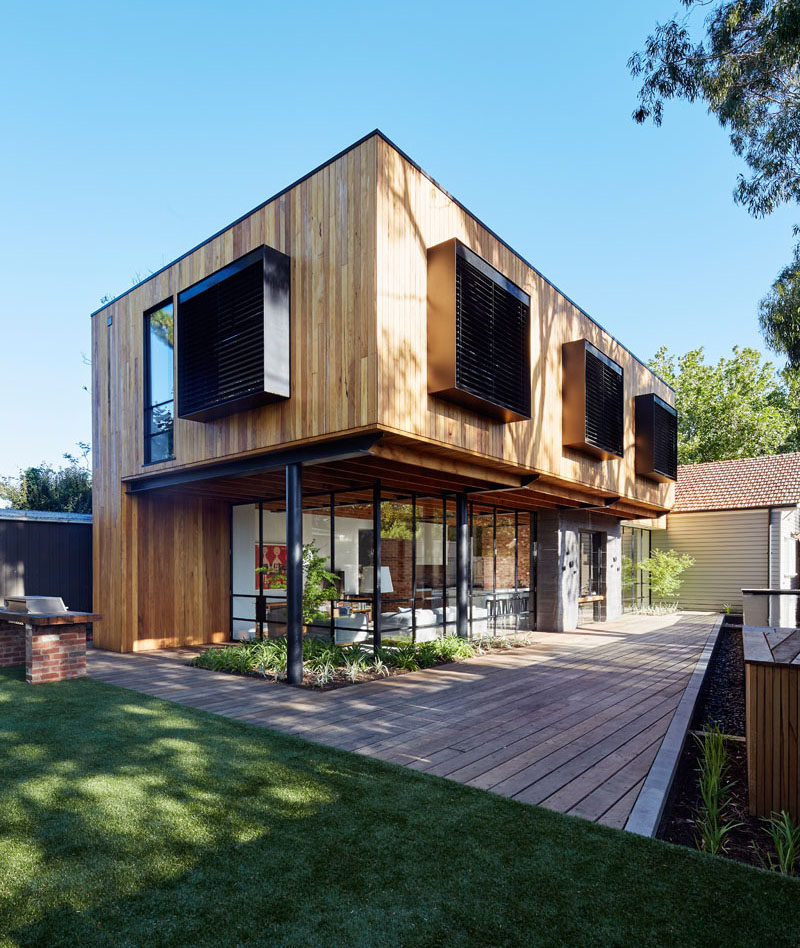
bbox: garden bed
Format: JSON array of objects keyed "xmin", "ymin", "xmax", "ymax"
[
  {"xmin": 658, "ymin": 615, "xmax": 783, "ymax": 869},
  {"xmin": 189, "ymin": 633, "xmax": 535, "ymax": 690}
]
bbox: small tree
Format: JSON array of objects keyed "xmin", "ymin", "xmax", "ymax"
[
  {"xmin": 301, "ymin": 543, "xmax": 338, "ymax": 624},
  {"xmin": 638, "ymin": 549, "xmax": 695, "ymax": 605}
]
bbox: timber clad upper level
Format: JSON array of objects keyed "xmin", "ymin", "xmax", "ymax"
[{"xmin": 92, "ymin": 131, "xmax": 675, "ymax": 513}]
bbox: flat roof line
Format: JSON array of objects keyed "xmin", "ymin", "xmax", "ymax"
[{"xmin": 90, "ymin": 129, "xmax": 673, "ymax": 392}]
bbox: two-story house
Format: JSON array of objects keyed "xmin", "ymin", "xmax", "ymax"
[{"xmin": 91, "ymin": 131, "xmax": 677, "ymax": 682}]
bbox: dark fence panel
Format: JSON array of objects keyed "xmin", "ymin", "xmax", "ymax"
[{"xmin": 0, "ymin": 516, "xmax": 92, "ymax": 612}]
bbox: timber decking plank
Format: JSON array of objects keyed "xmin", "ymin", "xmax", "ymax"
[{"xmin": 87, "ymin": 611, "xmax": 716, "ymax": 828}]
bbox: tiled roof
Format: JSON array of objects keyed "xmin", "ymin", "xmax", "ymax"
[{"xmin": 673, "ymin": 453, "xmax": 800, "ymax": 513}]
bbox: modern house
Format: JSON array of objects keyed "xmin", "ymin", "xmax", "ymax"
[
  {"xmin": 650, "ymin": 454, "xmax": 800, "ymax": 622},
  {"xmin": 91, "ymin": 131, "xmax": 677, "ymax": 680}
]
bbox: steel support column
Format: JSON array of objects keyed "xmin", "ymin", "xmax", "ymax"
[
  {"xmin": 456, "ymin": 493, "xmax": 469, "ymax": 638},
  {"xmin": 286, "ymin": 463, "xmax": 303, "ymax": 685},
  {"xmin": 373, "ymin": 482, "xmax": 382, "ymax": 651}
]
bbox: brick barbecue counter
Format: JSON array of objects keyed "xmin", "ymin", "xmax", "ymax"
[{"xmin": 0, "ymin": 608, "xmax": 99, "ymax": 684}]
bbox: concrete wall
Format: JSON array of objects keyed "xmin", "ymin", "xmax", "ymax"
[{"xmin": 536, "ymin": 510, "xmax": 622, "ymax": 632}]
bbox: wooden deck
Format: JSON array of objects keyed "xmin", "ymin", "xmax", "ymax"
[{"xmin": 87, "ymin": 612, "xmax": 718, "ymax": 829}]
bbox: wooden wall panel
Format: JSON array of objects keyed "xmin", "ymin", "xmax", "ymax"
[
  {"xmin": 747, "ymin": 661, "xmax": 800, "ymax": 820},
  {"xmin": 92, "ymin": 138, "xmax": 378, "ymax": 650},
  {"xmin": 92, "ymin": 137, "xmax": 378, "ymax": 481},
  {"xmin": 92, "ymin": 132, "xmax": 676, "ymax": 650},
  {"xmin": 375, "ymin": 138, "xmax": 674, "ymax": 512}
]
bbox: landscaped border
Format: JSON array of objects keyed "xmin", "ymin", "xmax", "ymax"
[{"xmin": 625, "ymin": 615, "xmax": 724, "ymax": 836}]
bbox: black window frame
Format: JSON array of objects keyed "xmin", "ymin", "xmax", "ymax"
[{"xmin": 143, "ymin": 298, "xmax": 175, "ymax": 465}]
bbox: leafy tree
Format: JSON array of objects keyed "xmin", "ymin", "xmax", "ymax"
[
  {"xmin": 638, "ymin": 549, "xmax": 696, "ymax": 604},
  {"xmin": 630, "ymin": 1, "xmax": 800, "ymax": 366},
  {"xmin": 650, "ymin": 345, "xmax": 799, "ymax": 462},
  {"xmin": 0, "ymin": 454, "xmax": 92, "ymax": 514},
  {"xmin": 380, "ymin": 502, "xmax": 419, "ymax": 540}
]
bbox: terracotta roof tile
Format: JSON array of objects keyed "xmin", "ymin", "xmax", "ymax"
[{"xmin": 674, "ymin": 453, "xmax": 800, "ymax": 513}]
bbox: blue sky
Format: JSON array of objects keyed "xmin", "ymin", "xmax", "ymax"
[{"xmin": 1, "ymin": 0, "xmax": 795, "ymax": 474}]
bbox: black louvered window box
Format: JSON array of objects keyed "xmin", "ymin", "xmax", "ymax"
[
  {"xmin": 177, "ymin": 245, "xmax": 290, "ymax": 422},
  {"xmin": 635, "ymin": 393, "xmax": 678, "ymax": 481},
  {"xmin": 562, "ymin": 340, "xmax": 624, "ymax": 460},
  {"xmin": 427, "ymin": 239, "xmax": 531, "ymax": 422}
]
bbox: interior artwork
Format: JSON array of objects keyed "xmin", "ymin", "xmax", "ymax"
[{"xmin": 255, "ymin": 544, "xmax": 287, "ymax": 590}]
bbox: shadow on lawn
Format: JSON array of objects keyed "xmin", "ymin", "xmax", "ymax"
[{"xmin": 2, "ymin": 665, "xmax": 800, "ymax": 947}]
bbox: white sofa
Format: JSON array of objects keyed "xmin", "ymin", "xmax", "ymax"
[{"xmin": 333, "ymin": 614, "xmax": 370, "ymax": 646}]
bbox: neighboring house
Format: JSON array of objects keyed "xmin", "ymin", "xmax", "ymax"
[
  {"xmin": 650, "ymin": 454, "xmax": 800, "ymax": 622},
  {"xmin": 0, "ymin": 509, "xmax": 93, "ymax": 612},
  {"xmin": 91, "ymin": 130, "xmax": 677, "ymax": 664}
]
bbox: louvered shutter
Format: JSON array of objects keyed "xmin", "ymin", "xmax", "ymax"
[
  {"xmin": 453, "ymin": 252, "xmax": 530, "ymax": 419},
  {"xmin": 653, "ymin": 398, "xmax": 678, "ymax": 480},
  {"xmin": 177, "ymin": 246, "xmax": 290, "ymax": 421},
  {"xmin": 634, "ymin": 393, "xmax": 678, "ymax": 481},
  {"xmin": 584, "ymin": 349, "xmax": 624, "ymax": 457}
]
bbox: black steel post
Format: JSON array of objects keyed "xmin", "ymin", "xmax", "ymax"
[
  {"xmin": 257, "ymin": 502, "xmax": 264, "ymax": 641},
  {"xmin": 286, "ymin": 463, "xmax": 303, "ymax": 685},
  {"xmin": 329, "ymin": 492, "xmax": 335, "ymax": 644},
  {"xmin": 373, "ymin": 482, "xmax": 382, "ymax": 651},
  {"xmin": 411, "ymin": 493, "xmax": 417, "ymax": 644},
  {"xmin": 456, "ymin": 492, "xmax": 469, "ymax": 638}
]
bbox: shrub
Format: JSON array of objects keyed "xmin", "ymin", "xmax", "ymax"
[
  {"xmin": 693, "ymin": 725, "xmax": 740, "ymax": 855},
  {"xmin": 637, "ymin": 549, "xmax": 695, "ymax": 604}
]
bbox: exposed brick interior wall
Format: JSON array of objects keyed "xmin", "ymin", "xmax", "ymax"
[
  {"xmin": 477, "ymin": 520, "xmax": 532, "ymax": 590},
  {"xmin": 381, "ymin": 538, "xmax": 413, "ymax": 606},
  {"xmin": 0, "ymin": 622, "xmax": 25, "ymax": 667},
  {"xmin": 25, "ymin": 626, "xmax": 87, "ymax": 685}
]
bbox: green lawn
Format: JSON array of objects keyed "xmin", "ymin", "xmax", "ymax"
[{"xmin": 0, "ymin": 666, "xmax": 798, "ymax": 947}]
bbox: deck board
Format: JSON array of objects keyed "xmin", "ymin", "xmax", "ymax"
[{"xmin": 88, "ymin": 611, "xmax": 717, "ymax": 829}]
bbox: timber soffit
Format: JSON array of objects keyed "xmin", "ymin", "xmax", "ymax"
[{"xmin": 90, "ymin": 130, "xmax": 673, "ymax": 394}]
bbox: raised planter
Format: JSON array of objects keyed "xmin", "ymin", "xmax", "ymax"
[{"xmin": 743, "ymin": 625, "xmax": 800, "ymax": 819}]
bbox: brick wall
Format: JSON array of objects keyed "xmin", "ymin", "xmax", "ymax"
[
  {"xmin": 478, "ymin": 520, "xmax": 532, "ymax": 590},
  {"xmin": 0, "ymin": 622, "xmax": 25, "ymax": 667},
  {"xmin": 26, "ymin": 628, "xmax": 87, "ymax": 684}
]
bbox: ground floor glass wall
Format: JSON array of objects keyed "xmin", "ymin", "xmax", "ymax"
[{"xmin": 230, "ymin": 488, "xmax": 537, "ymax": 644}]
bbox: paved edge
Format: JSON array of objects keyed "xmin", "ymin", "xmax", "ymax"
[{"xmin": 624, "ymin": 614, "xmax": 724, "ymax": 837}]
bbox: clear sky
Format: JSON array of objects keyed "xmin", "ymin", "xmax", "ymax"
[{"xmin": 1, "ymin": 0, "xmax": 795, "ymax": 474}]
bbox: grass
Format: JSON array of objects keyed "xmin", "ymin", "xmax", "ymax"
[{"xmin": 1, "ymin": 666, "xmax": 799, "ymax": 947}]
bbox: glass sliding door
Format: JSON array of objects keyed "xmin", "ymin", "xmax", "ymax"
[
  {"xmin": 331, "ymin": 496, "xmax": 375, "ymax": 646},
  {"xmin": 622, "ymin": 526, "xmax": 651, "ymax": 612},
  {"xmin": 230, "ymin": 501, "xmax": 288, "ymax": 640},
  {"xmin": 379, "ymin": 498, "xmax": 416, "ymax": 642},
  {"xmin": 470, "ymin": 507, "xmax": 494, "ymax": 637}
]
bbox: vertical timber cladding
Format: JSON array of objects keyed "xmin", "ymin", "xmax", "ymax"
[
  {"xmin": 91, "ymin": 137, "xmax": 379, "ymax": 651},
  {"xmin": 376, "ymin": 135, "xmax": 674, "ymax": 510}
]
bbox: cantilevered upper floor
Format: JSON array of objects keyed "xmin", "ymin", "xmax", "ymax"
[{"xmin": 92, "ymin": 130, "xmax": 676, "ymax": 518}]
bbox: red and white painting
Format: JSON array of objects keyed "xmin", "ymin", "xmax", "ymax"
[{"xmin": 255, "ymin": 543, "xmax": 287, "ymax": 590}]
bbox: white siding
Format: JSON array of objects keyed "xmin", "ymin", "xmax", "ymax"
[{"xmin": 651, "ymin": 509, "xmax": 769, "ymax": 611}]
